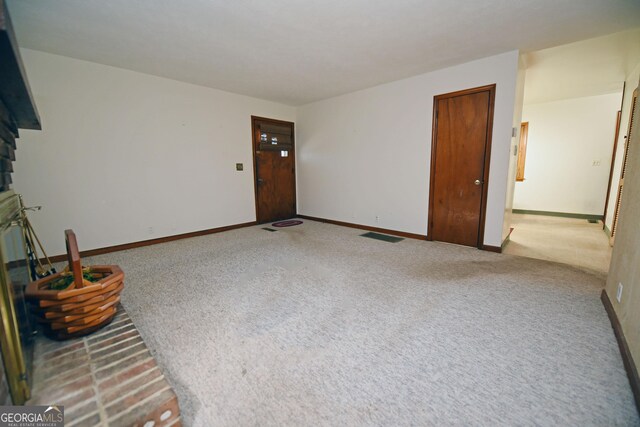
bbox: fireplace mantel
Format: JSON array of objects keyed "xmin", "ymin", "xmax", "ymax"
[{"xmin": 0, "ymin": 0, "xmax": 42, "ymax": 405}]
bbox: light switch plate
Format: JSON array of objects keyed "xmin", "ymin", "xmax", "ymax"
[
  {"xmin": 617, "ymin": 283, "xmax": 623, "ymax": 303},
  {"xmin": 236, "ymin": 163, "xmax": 243, "ymax": 171}
]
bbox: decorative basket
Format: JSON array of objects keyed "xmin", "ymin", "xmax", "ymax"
[{"xmin": 25, "ymin": 229, "xmax": 125, "ymax": 340}]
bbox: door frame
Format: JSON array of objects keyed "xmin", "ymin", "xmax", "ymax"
[
  {"xmin": 602, "ymin": 109, "xmax": 622, "ymax": 226},
  {"xmin": 610, "ymin": 88, "xmax": 638, "ymax": 244},
  {"xmin": 427, "ymin": 84, "xmax": 496, "ymax": 249},
  {"xmin": 250, "ymin": 115, "xmax": 296, "ymax": 223}
]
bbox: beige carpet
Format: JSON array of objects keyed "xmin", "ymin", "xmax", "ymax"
[
  {"xmin": 80, "ymin": 220, "xmax": 638, "ymax": 426},
  {"xmin": 504, "ymin": 214, "xmax": 612, "ymax": 278}
]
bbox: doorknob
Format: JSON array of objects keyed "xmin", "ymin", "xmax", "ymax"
[
  {"xmin": 474, "ymin": 179, "xmax": 482, "ymax": 186},
  {"xmin": 257, "ymin": 178, "xmax": 264, "ymax": 183}
]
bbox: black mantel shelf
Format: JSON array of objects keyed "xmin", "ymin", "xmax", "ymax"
[
  {"xmin": 0, "ymin": 0, "xmax": 41, "ymax": 192},
  {"xmin": 0, "ymin": 0, "xmax": 40, "ymax": 131}
]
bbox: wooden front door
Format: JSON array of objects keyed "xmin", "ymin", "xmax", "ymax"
[
  {"xmin": 428, "ymin": 84, "xmax": 495, "ymax": 248},
  {"xmin": 252, "ymin": 116, "xmax": 296, "ymax": 223}
]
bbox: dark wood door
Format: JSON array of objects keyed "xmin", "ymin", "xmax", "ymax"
[
  {"xmin": 428, "ymin": 85, "xmax": 495, "ymax": 248},
  {"xmin": 252, "ymin": 116, "xmax": 296, "ymax": 223}
]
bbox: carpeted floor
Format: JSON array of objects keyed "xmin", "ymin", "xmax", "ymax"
[
  {"xmin": 504, "ymin": 214, "xmax": 612, "ymax": 279},
  {"xmin": 81, "ymin": 220, "xmax": 639, "ymax": 426}
]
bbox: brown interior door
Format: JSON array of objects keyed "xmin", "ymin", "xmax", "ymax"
[
  {"xmin": 252, "ymin": 116, "xmax": 296, "ymax": 224},
  {"xmin": 428, "ymin": 85, "xmax": 495, "ymax": 248}
]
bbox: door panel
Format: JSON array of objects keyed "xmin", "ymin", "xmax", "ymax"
[
  {"xmin": 429, "ymin": 86, "xmax": 494, "ymax": 247},
  {"xmin": 252, "ymin": 117, "xmax": 296, "ymax": 223}
]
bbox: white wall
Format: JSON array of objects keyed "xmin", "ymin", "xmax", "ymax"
[
  {"xmin": 13, "ymin": 49, "xmax": 295, "ymax": 255},
  {"xmin": 15, "ymin": 49, "xmax": 522, "ymax": 252},
  {"xmin": 513, "ymin": 92, "xmax": 622, "ymax": 215},
  {"xmin": 605, "ymin": 61, "xmax": 640, "ymax": 230},
  {"xmin": 296, "ymin": 51, "xmax": 520, "ymax": 247}
]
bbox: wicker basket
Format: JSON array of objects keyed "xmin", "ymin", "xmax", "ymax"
[{"xmin": 25, "ymin": 230, "xmax": 125, "ymax": 340}]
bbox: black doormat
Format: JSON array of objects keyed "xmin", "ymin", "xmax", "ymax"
[
  {"xmin": 262, "ymin": 227, "xmax": 278, "ymax": 232},
  {"xmin": 360, "ymin": 231, "xmax": 404, "ymax": 243},
  {"xmin": 272, "ymin": 220, "xmax": 303, "ymax": 227}
]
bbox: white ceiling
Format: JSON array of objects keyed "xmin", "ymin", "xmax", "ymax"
[
  {"xmin": 524, "ymin": 29, "xmax": 640, "ymax": 105},
  {"xmin": 7, "ymin": 0, "xmax": 640, "ymax": 105}
]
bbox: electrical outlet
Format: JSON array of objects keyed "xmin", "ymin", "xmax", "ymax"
[
  {"xmin": 616, "ymin": 282, "xmax": 623, "ymax": 303},
  {"xmin": 148, "ymin": 226, "xmax": 154, "ymax": 235},
  {"xmin": 375, "ymin": 215, "xmax": 380, "ymax": 222},
  {"xmin": 592, "ymin": 160, "xmax": 601, "ymax": 166}
]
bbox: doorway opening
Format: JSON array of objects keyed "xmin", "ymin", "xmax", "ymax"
[{"xmin": 505, "ymin": 31, "xmax": 639, "ymax": 276}]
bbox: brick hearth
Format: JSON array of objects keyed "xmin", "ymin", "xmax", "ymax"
[{"xmin": 27, "ymin": 305, "xmax": 181, "ymax": 426}]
